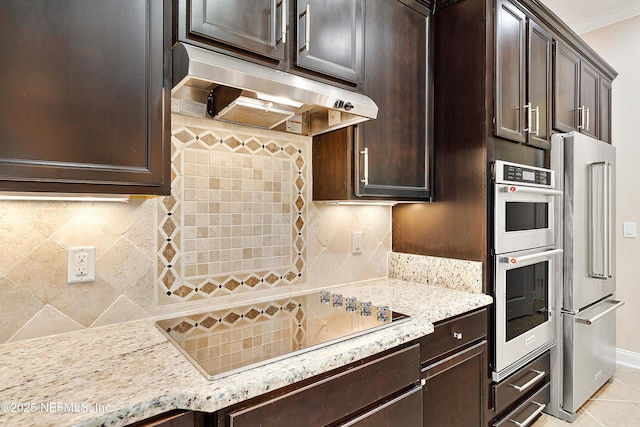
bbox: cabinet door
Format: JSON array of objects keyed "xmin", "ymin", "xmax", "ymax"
[
  {"xmin": 495, "ymin": 0, "xmax": 527, "ymax": 144},
  {"xmin": 599, "ymin": 78, "xmax": 612, "ymax": 143},
  {"xmin": 579, "ymin": 61, "xmax": 599, "ymax": 138},
  {"xmin": 296, "ymin": 0, "xmax": 364, "ymax": 83},
  {"xmin": 526, "ymin": 20, "xmax": 552, "ymax": 149},
  {"xmin": 422, "ymin": 340, "xmax": 487, "ymax": 427},
  {"xmin": 553, "ymin": 41, "xmax": 580, "ymax": 132},
  {"xmin": 0, "ymin": 0, "xmax": 170, "ymax": 195},
  {"xmin": 356, "ymin": 0, "xmax": 431, "ymax": 200},
  {"xmin": 189, "ymin": 0, "xmax": 285, "ymax": 60}
]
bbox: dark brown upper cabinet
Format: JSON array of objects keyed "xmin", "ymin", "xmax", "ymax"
[
  {"xmin": 0, "ymin": 0, "xmax": 171, "ymax": 195},
  {"xmin": 295, "ymin": 0, "xmax": 364, "ymax": 83},
  {"xmin": 189, "ymin": 0, "xmax": 286, "ymax": 61},
  {"xmin": 579, "ymin": 60, "xmax": 600, "ymax": 139},
  {"xmin": 355, "ymin": 0, "xmax": 432, "ymax": 200},
  {"xmin": 599, "ymin": 77, "xmax": 612, "ymax": 143},
  {"xmin": 553, "ymin": 40, "xmax": 612, "ymax": 142},
  {"xmin": 184, "ymin": 0, "xmax": 364, "ymax": 85},
  {"xmin": 495, "ymin": 0, "xmax": 552, "ymax": 150},
  {"xmin": 312, "ymin": 0, "xmax": 432, "ymax": 202}
]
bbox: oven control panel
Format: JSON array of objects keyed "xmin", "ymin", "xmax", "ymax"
[{"xmin": 495, "ymin": 160, "xmax": 554, "ymax": 188}]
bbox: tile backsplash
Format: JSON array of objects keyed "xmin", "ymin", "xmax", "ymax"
[{"xmin": 0, "ymin": 116, "xmax": 391, "ymax": 344}]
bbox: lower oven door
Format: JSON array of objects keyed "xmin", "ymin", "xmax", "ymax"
[
  {"xmin": 562, "ymin": 298, "xmax": 625, "ymax": 414},
  {"xmin": 493, "ymin": 247, "xmax": 562, "ymax": 381}
]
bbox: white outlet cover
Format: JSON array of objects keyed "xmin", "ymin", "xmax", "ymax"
[
  {"xmin": 352, "ymin": 231, "xmax": 363, "ymax": 254},
  {"xmin": 623, "ymin": 222, "xmax": 637, "ymax": 238},
  {"xmin": 68, "ymin": 246, "xmax": 96, "ymax": 284}
]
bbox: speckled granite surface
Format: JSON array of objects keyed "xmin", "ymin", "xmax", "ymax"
[
  {"xmin": 389, "ymin": 252, "xmax": 483, "ymax": 293},
  {"xmin": 0, "ymin": 279, "xmax": 492, "ymax": 427}
]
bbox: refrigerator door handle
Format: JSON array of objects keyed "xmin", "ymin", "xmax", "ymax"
[
  {"xmin": 576, "ymin": 300, "xmax": 625, "ymax": 325},
  {"xmin": 589, "ymin": 161, "xmax": 614, "ymax": 279}
]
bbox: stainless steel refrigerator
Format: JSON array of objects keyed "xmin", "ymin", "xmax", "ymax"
[{"xmin": 547, "ymin": 131, "xmax": 624, "ymax": 422}]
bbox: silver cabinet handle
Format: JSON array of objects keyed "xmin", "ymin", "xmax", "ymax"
[
  {"xmin": 500, "ymin": 248, "xmax": 563, "ymax": 265},
  {"xmin": 578, "ymin": 105, "xmax": 585, "ymax": 129},
  {"xmin": 279, "ymin": 0, "xmax": 287, "ymax": 44},
  {"xmin": 508, "ymin": 369, "xmax": 545, "ymax": 392},
  {"xmin": 509, "ymin": 401, "xmax": 546, "ymax": 427},
  {"xmin": 523, "ymin": 103, "xmax": 532, "ymax": 133},
  {"xmin": 532, "ymin": 105, "xmax": 540, "ymax": 136},
  {"xmin": 577, "ymin": 300, "xmax": 625, "ymax": 325},
  {"xmin": 586, "ymin": 107, "xmax": 590, "ymax": 131},
  {"xmin": 360, "ymin": 147, "xmax": 369, "ymax": 185},
  {"xmin": 453, "ymin": 332, "xmax": 463, "ymax": 340},
  {"xmin": 303, "ymin": 4, "xmax": 310, "ymax": 51},
  {"xmin": 589, "ymin": 161, "xmax": 613, "ymax": 279}
]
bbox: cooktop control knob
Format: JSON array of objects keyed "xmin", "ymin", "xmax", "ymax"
[
  {"xmin": 343, "ymin": 102, "xmax": 354, "ymax": 111},
  {"xmin": 346, "ymin": 297, "xmax": 357, "ymax": 312},
  {"xmin": 377, "ymin": 305, "xmax": 390, "ymax": 322},
  {"xmin": 361, "ymin": 301, "xmax": 372, "ymax": 317},
  {"xmin": 333, "ymin": 293, "xmax": 343, "ymax": 308},
  {"xmin": 320, "ymin": 290, "xmax": 331, "ymax": 304}
]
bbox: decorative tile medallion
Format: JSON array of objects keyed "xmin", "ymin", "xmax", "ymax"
[{"xmin": 157, "ymin": 120, "xmax": 308, "ymax": 305}]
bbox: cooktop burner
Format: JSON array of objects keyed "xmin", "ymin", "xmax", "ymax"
[{"xmin": 156, "ymin": 290, "xmax": 410, "ymax": 380}]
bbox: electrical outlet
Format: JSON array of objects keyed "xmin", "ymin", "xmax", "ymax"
[
  {"xmin": 68, "ymin": 246, "xmax": 96, "ymax": 284},
  {"xmin": 352, "ymin": 231, "xmax": 363, "ymax": 254},
  {"xmin": 623, "ymin": 222, "xmax": 637, "ymax": 238}
]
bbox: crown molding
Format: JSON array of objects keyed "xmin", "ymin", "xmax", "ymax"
[{"xmin": 572, "ymin": 1, "xmax": 640, "ymax": 34}]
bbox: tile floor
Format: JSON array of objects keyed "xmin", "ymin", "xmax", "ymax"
[{"xmin": 533, "ymin": 365, "xmax": 640, "ymax": 426}]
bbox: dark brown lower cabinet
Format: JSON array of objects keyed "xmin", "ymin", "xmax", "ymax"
[
  {"xmin": 217, "ymin": 343, "xmax": 422, "ymax": 427},
  {"xmin": 420, "ymin": 308, "xmax": 488, "ymax": 427},
  {"xmin": 423, "ymin": 341, "xmax": 487, "ymax": 427},
  {"xmin": 128, "ymin": 410, "xmax": 206, "ymax": 427}
]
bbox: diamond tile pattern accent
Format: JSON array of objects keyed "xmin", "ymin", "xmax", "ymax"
[
  {"xmin": 159, "ymin": 120, "xmax": 308, "ymax": 305},
  {"xmin": 0, "ymin": 114, "xmax": 392, "ymax": 344}
]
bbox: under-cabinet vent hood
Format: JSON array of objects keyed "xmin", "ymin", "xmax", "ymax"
[{"xmin": 172, "ymin": 43, "xmax": 378, "ymax": 136}]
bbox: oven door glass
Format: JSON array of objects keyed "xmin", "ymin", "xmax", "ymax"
[
  {"xmin": 505, "ymin": 201, "xmax": 549, "ymax": 232},
  {"xmin": 505, "ymin": 260, "xmax": 549, "ymax": 341}
]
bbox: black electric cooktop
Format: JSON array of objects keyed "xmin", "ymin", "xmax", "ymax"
[{"xmin": 156, "ymin": 290, "xmax": 410, "ymax": 380}]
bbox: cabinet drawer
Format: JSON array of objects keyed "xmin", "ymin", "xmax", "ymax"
[
  {"xmin": 340, "ymin": 386, "xmax": 422, "ymax": 427},
  {"xmin": 421, "ymin": 309, "xmax": 488, "ymax": 364},
  {"xmin": 493, "ymin": 382, "xmax": 550, "ymax": 427},
  {"xmin": 225, "ymin": 344, "xmax": 420, "ymax": 427},
  {"xmin": 492, "ymin": 351, "xmax": 550, "ymax": 415}
]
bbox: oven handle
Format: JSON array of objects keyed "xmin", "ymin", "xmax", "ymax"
[
  {"xmin": 576, "ymin": 300, "xmax": 625, "ymax": 325},
  {"xmin": 498, "ymin": 185, "xmax": 563, "ymax": 196},
  {"xmin": 500, "ymin": 248, "xmax": 563, "ymax": 265}
]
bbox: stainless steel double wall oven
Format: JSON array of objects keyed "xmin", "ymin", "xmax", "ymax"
[{"xmin": 492, "ymin": 160, "xmax": 563, "ymax": 381}]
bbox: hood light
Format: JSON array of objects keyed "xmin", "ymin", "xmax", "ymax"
[
  {"xmin": 0, "ymin": 193, "xmax": 130, "ymax": 202},
  {"xmin": 256, "ymin": 92, "xmax": 304, "ymax": 109}
]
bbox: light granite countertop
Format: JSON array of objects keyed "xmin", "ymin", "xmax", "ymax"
[{"xmin": 0, "ymin": 278, "xmax": 492, "ymax": 427}]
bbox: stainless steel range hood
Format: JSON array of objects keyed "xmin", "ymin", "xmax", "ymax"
[{"xmin": 171, "ymin": 42, "xmax": 378, "ymax": 136}]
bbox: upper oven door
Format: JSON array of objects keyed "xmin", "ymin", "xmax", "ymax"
[{"xmin": 494, "ymin": 184, "xmax": 561, "ymax": 254}]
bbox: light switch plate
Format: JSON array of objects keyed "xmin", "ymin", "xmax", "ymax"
[
  {"xmin": 68, "ymin": 246, "xmax": 96, "ymax": 283},
  {"xmin": 623, "ymin": 222, "xmax": 637, "ymax": 238},
  {"xmin": 352, "ymin": 231, "xmax": 363, "ymax": 254}
]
